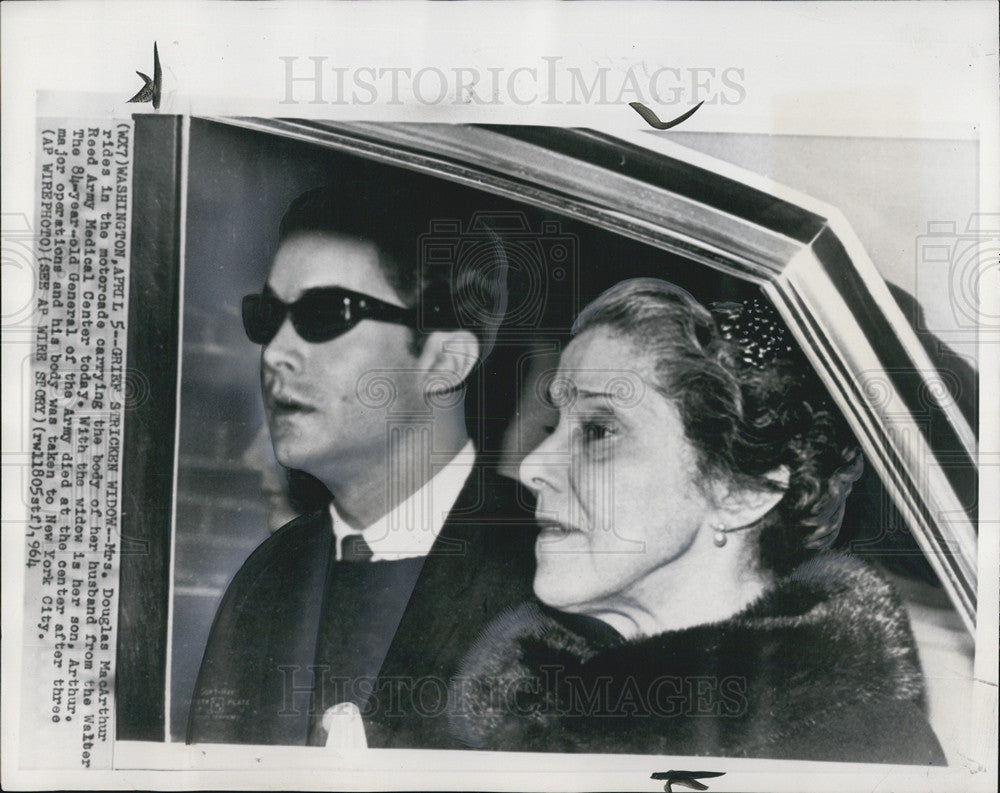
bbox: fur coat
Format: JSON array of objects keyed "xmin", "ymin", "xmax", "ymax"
[{"xmin": 448, "ymin": 553, "xmax": 946, "ymax": 765}]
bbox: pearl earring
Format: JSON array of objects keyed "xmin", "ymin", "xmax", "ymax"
[{"xmin": 713, "ymin": 524, "xmax": 729, "ymax": 547}]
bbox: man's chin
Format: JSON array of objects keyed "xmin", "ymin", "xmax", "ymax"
[{"xmin": 270, "ymin": 439, "xmax": 306, "ymax": 471}]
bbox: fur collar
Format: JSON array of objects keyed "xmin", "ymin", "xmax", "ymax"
[{"xmin": 448, "ymin": 553, "xmax": 930, "ymax": 759}]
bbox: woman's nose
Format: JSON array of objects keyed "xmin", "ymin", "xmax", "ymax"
[{"xmin": 518, "ymin": 428, "xmax": 564, "ymax": 494}]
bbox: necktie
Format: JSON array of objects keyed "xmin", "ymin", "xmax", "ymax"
[
  {"xmin": 341, "ymin": 533, "xmax": 374, "ymax": 562},
  {"xmin": 306, "ymin": 546, "xmax": 424, "ymax": 745}
]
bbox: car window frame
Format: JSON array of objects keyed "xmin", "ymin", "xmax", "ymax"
[{"xmin": 207, "ymin": 116, "xmax": 978, "ymax": 634}]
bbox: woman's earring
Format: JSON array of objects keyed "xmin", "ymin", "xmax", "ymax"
[{"xmin": 713, "ymin": 524, "xmax": 728, "ymax": 547}]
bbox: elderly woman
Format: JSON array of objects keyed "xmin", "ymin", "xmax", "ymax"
[{"xmin": 449, "ymin": 278, "xmax": 945, "ymax": 765}]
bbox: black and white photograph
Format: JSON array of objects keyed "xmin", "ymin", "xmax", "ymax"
[{"xmin": 2, "ymin": 3, "xmax": 996, "ymax": 791}]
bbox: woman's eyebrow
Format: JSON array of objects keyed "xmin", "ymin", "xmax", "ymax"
[
  {"xmin": 576, "ymin": 389, "xmax": 617, "ymax": 399},
  {"xmin": 545, "ymin": 382, "xmax": 632, "ymax": 408},
  {"xmin": 577, "ymin": 389, "xmax": 647, "ymax": 422},
  {"xmin": 545, "ymin": 387, "xmax": 621, "ymax": 406}
]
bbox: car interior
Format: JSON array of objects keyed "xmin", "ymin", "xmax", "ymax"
[{"xmin": 116, "ymin": 117, "xmax": 977, "ymax": 760}]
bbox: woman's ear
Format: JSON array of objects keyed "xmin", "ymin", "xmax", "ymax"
[
  {"xmin": 418, "ymin": 330, "xmax": 480, "ymax": 395},
  {"xmin": 711, "ymin": 466, "xmax": 790, "ymax": 530}
]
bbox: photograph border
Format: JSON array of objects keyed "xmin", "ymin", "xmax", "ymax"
[{"xmin": 3, "ymin": 3, "xmax": 997, "ymax": 791}]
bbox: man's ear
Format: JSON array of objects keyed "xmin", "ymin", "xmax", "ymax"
[
  {"xmin": 710, "ymin": 466, "xmax": 790, "ymax": 530},
  {"xmin": 418, "ymin": 330, "xmax": 480, "ymax": 394}
]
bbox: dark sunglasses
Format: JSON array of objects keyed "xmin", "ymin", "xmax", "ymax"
[{"xmin": 242, "ymin": 285, "xmax": 419, "ymax": 345}]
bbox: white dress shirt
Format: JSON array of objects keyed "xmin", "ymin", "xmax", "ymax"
[{"xmin": 329, "ymin": 438, "xmax": 476, "ymax": 560}]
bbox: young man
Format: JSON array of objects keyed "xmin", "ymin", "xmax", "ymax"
[{"xmin": 188, "ymin": 184, "xmax": 537, "ymax": 749}]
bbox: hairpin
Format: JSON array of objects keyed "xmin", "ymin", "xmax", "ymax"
[{"xmin": 710, "ymin": 298, "xmax": 795, "ymax": 368}]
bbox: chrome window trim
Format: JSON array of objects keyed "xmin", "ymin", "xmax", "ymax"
[{"xmin": 208, "ymin": 117, "xmax": 977, "ymax": 633}]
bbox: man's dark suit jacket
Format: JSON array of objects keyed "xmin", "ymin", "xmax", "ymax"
[{"xmin": 187, "ymin": 465, "xmax": 537, "ymax": 748}]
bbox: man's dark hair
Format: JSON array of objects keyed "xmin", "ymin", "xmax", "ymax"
[{"xmin": 278, "ymin": 179, "xmax": 508, "ymax": 361}]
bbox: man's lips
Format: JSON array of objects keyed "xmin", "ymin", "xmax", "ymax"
[{"xmin": 266, "ymin": 393, "xmax": 316, "ymax": 415}]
